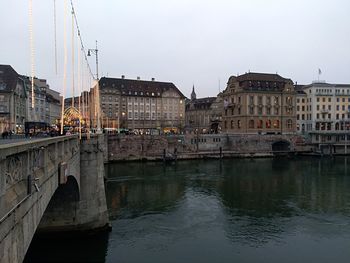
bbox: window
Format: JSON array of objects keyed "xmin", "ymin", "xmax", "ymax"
[
  {"xmin": 266, "ymin": 120, "xmax": 271, "ymax": 128},
  {"xmin": 287, "ymin": 119, "xmax": 293, "ymax": 129},
  {"xmin": 231, "ymin": 120, "xmax": 234, "ymax": 129},
  {"xmin": 257, "ymin": 120, "xmax": 263, "ymax": 129},
  {"xmin": 237, "ymin": 120, "xmax": 241, "ymax": 129},
  {"xmin": 249, "ymin": 120, "xmax": 254, "ymax": 129},
  {"xmin": 274, "ymin": 120, "xmax": 280, "ymax": 129}
]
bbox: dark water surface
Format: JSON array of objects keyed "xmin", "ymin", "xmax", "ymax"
[{"xmin": 25, "ymin": 157, "xmax": 350, "ymax": 262}]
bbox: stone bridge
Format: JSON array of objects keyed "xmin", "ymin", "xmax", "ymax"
[{"xmin": 0, "ymin": 135, "xmax": 109, "ymax": 263}]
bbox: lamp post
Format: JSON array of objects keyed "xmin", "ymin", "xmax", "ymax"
[
  {"xmin": 87, "ymin": 40, "xmax": 99, "ymax": 80},
  {"xmin": 88, "ymin": 40, "xmax": 101, "ymax": 133}
]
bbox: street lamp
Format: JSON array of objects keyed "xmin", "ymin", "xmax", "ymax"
[{"xmin": 87, "ymin": 40, "xmax": 99, "ymax": 80}]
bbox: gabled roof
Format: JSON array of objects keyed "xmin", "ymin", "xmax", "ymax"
[
  {"xmin": 0, "ymin": 65, "xmax": 19, "ymax": 92},
  {"xmin": 99, "ymin": 77, "xmax": 186, "ymax": 98},
  {"xmin": 192, "ymin": 97, "xmax": 216, "ymax": 105}
]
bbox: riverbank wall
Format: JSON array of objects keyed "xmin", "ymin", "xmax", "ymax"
[{"xmin": 105, "ymin": 134, "xmax": 312, "ymax": 162}]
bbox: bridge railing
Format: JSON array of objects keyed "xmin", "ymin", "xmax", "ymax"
[{"xmin": 0, "ymin": 135, "xmax": 79, "ymax": 222}]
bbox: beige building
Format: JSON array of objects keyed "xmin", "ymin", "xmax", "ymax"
[
  {"xmin": 222, "ymin": 72, "xmax": 296, "ymax": 134},
  {"xmin": 0, "ymin": 65, "xmax": 27, "ymax": 133},
  {"xmin": 94, "ymin": 76, "xmax": 186, "ymax": 133},
  {"xmin": 209, "ymin": 92, "xmax": 224, "ymax": 133}
]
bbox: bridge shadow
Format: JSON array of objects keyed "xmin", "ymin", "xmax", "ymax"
[{"xmin": 24, "ymin": 230, "xmax": 109, "ymax": 263}]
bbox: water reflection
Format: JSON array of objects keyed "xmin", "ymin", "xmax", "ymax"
[{"xmin": 26, "ymin": 157, "xmax": 350, "ymax": 263}]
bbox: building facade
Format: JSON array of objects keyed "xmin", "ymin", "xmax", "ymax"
[
  {"xmin": 96, "ymin": 76, "xmax": 186, "ymax": 133},
  {"xmin": 296, "ymin": 82, "xmax": 350, "ymax": 146},
  {"xmin": 185, "ymin": 86, "xmax": 216, "ymax": 133},
  {"xmin": 295, "ymin": 85, "xmax": 307, "ymax": 134},
  {"xmin": 222, "ymin": 72, "xmax": 296, "ymax": 134},
  {"xmin": 0, "ymin": 65, "xmax": 27, "ymax": 133},
  {"xmin": 46, "ymin": 88, "xmax": 61, "ymax": 125}
]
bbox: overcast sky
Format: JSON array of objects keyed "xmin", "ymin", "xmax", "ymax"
[{"xmin": 1, "ymin": 0, "xmax": 350, "ymax": 98}]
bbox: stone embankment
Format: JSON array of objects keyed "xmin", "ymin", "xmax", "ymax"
[{"xmin": 105, "ymin": 134, "xmax": 311, "ymax": 162}]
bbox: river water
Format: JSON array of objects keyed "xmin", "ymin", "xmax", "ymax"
[{"xmin": 25, "ymin": 157, "xmax": 350, "ymax": 262}]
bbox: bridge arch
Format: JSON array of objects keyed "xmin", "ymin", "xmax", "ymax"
[{"xmin": 38, "ymin": 175, "xmax": 81, "ymax": 232}]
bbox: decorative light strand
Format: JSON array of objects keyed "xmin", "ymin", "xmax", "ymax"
[
  {"xmin": 71, "ymin": 9, "xmax": 75, "ymax": 107},
  {"xmin": 29, "ymin": 0, "xmax": 35, "ymax": 109},
  {"xmin": 60, "ymin": 0, "xmax": 68, "ymax": 135},
  {"xmin": 54, "ymin": 0, "xmax": 58, "ymax": 74}
]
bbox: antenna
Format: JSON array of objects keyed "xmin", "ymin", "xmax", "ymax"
[{"xmin": 218, "ymin": 78, "xmax": 221, "ymax": 93}]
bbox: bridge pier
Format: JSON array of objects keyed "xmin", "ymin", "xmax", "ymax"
[{"xmin": 37, "ymin": 134, "xmax": 110, "ymax": 232}]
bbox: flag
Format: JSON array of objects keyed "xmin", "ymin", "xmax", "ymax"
[{"xmin": 318, "ymin": 68, "xmax": 322, "ymax": 75}]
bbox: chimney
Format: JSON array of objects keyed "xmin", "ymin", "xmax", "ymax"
[
  {"xmin": 137, "ymin": 76, "xmax": 140, "ymax": 80},
  {"xmin": 121, "ymin": 75, "xmax": 125, "ymax": 79},
  {"xmin": 151, "ymin": 78, "xmax": 155, "ymax": 81}
]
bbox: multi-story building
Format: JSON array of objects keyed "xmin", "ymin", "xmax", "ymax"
[
  {"xmin": 297, "ymin": 81, "xmax": 350, "ymax": 147},
  {"xmin": 295, "ymin": 84, "xmax": 307, "ymax": 134},
  {"xmin": 0, "ymin": 65, "xmax": 27, "ymax": 133},
  {"xmin": 95, "ymin": 76, "xmax": 186, "ymax": 133},
  {"xmin": 209, "ymin": 92, "xmax": 223, "ymax": 133},
  {"xmin": 21, "ymin": 76, "xmax": 48, "ymax": 124},
  {"xmin": 46, "ymin": 88, "xmax": 61, "ymax": 125},
  {"xmin": 185, "ymin": 86, "xmax": 216, "ymax": 133},
  {"xmin": 222, "ymin": 72, "xmax": 296, "ymax": 134}
]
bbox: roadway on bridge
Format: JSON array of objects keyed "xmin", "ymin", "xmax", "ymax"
[{"xmin": 0, "ymin": 137, "xmax": 45, "ymax": 145}]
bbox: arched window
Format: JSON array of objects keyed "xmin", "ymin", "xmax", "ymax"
[
  {"xmin": 237, "ymin": 120, "xmax": 241, "ymax": 129},
  {"xmin": 231, "ymin": 120, "xmax": 234, "ymax": 129},
  {"xmin": 249, "ymin": 119, "xmax": 254, "ymax": 129},
  {"xmin": 257, "ymin": 120, "xmax": 263, "ymax": 129},
  {"xmin": 274, "ymin": 120, "xmax": 280, "ymax": 129}
]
